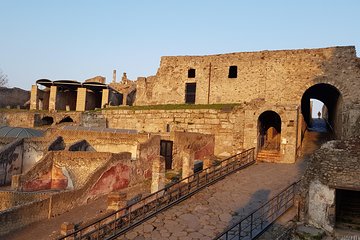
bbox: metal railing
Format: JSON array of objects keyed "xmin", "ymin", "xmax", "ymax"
[
  {"xmin": 214, "ymin": 180, "xmax": 300, "ymax": 240},
  {"xmin": 59, "ymin": 148, "xmax": 255, "ymax": 240}
]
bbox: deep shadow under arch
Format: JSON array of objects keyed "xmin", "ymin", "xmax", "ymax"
[
  {"xmin": 301, "ymin": 83, "xmax": 342, "ymax": 136},
  {"xmin": 258, "ymin": 111, "xmax": 281, "ymax": 151},
  {"xmin": 41, "ymin": 116, "xmax": 54, "ymax": 126},
  {"xmin": 58, "ymin": 116, "xmax": 74, "ymax": 124}
]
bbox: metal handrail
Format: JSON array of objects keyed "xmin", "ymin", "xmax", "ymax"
[
  {"xmin": 214, "ymin": 180, "xmax": 301, "ymax": 240},
  {"xmin": 58, "ymin": 148, "xmax": 256, "ymax": 240}
]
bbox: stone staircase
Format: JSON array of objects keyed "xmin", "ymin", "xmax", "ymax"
[{"xmin": 256, "ymin": 149, "xmax": 281, "ymax": 162}]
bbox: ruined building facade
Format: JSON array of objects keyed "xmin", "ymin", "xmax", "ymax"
[{"xmin": 26, "ymin": 46, "xmax": 360, "ymax": 164}]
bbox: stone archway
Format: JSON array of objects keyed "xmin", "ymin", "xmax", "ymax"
[
  {"xmin": 41, "ymin": 116, "xmax": 54, "ymax": 126},
  {"xmin": 257, "ymin": 111, "xmax": 281, "ymax": 151},
  {"xmin": 58, "ymin": 116, "xmax": 74, "ymax": 124},
  {"xmin": 301, "ymin": 83, "xmax": 342, "ymax": 137}
]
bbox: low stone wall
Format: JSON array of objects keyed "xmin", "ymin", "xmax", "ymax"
[
  {"xmin": 100, "ymin": 108, "xmax": 243, "ymax": 156},
  {"xmin": 2, "ymin": 149, "xmax": 156, "ymax": 235},
  {"xmin": 0, "ymin": 197, "xmax": 50, "ymax": 236},
  {"xmin": 171, "ymin": 131, "xmax": 215, "ymax": 170},
  {"xmin": 300, "ymin": 137, "xmax": 360, "ymax": 232},
  {"xmin": 0, "ymin": 191, "xmax": 51, "ymax": 211},
  {"xmin": 46, "ymin": 128, "xmax": 150, "ymax": 157},
  {"xmin": 0, "ymin": 111, "xmax": 35, "ymax": 128}
]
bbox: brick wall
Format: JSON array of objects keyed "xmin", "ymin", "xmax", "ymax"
[
  {"xmin": 102, "ymin": 108, "xmax": 244, "ymax": 157},
  {"xmin": 135, "ymin": 46, "xmax": 360, "ymax": 139}
]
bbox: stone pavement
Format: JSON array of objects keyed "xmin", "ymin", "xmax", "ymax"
[
  {"xmin": 3, "ymin": 120, "xmax": 328, "ymax": 240},
  {"xmin": 117, "ymin": 160, "xmax": 306, "ymax": 240}
]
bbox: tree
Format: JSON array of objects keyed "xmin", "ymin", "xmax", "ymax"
[{"xmin": 0, "ymin": 69, "xmax": 8, "ymax": 87}]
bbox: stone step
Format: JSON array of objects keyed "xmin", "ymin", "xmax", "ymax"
[
  {"xmin": 256, "ymin": 151, "xmax": 281, "ymax": 162},
  {"xmin": 257, "ymin": 153, "xmax": 280, "ymax": 157}
]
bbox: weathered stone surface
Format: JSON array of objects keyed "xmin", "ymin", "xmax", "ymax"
[{"xmin": 301, "ymin": 136, "xmax": 360, "ymax": 233}]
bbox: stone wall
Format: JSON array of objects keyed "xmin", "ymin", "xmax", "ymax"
[
  {"xmin": 135, "ymin": 46, "xmax": 360, "ymax": 139},
  {"xmin": 101, "ymin": 108, "xmax": 244, "ymax": 157},
  {"xmin": 2, "ymin": 139, "xmax": 161, "ymax": 235},
  {"xmin": 100, "ymin": 104, "xmax": 298, "ymax": 163},
  {"xmin": 47, "ymin": 128, "xmax": 150, "ymax": 158},
  {"xmin": 170, "ymin": 131, "xmax": 215, "ymax": 171},
  {"xmin": 0, "ymin": 197, "xmax": 50, "ymax": 235},
  {"xmin": 80, "ymin": 112, "xmax": 107, "ymax": 127},
  {"xmin": 0, "ymin": 111, "xmax": 35, "ymax": 128},
  {"xmin": 0, "ymin": 110, "xmax": 81, "ymax": 128},
  {"xmin": 0, "ymin": 191, "xmax": 50, "ymax": 211},
  {"xmin": 301, "ymin": 137, "xmax": 360, "ymax": 232}
]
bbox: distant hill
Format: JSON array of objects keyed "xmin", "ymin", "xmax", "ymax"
[{"xmin": 0, "ymin": 87, "xmax": 30, "ymax": 109}]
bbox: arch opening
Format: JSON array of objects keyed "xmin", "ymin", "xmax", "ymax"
[
  {"xmin": 301, "ymin": 83, "xmax": 342, "ymax": 136},
  {"xmin": 59, "ymin": 116, "xmax": 74, "ymax": 124},
  {"xmin": 257, "ymin": 111, "xmax": 281, "ymax": 151},
  {"xmin": 41, "ymin": 116, "xmax": 54, "ymax": 126}
]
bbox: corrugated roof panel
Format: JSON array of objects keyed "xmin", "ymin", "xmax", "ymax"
[{"xmin": 0, "ymin": 126, "xmax": 44, "ymax": 138}]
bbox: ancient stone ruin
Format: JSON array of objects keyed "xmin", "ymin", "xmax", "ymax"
[{"xmin": 0, "ymin": 45, "xmax": 359, "ymax": 239}]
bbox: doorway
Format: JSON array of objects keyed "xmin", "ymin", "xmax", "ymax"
[
  {"xmin": 301, "ymin": 83, "xmax": 342, "ymax": 136},
  {"xmin": 258, "ymin": 111, "xmax": 281, "ymax": 151},
  {"xmin": 160, "ymin": 140, "xmax": 173, "ymax": 170},
  {"xmin": 336, "ymin": 189, "xmax": 360, "ymax": 230},
  {"xmin": 185, "ymin": 83, "xmax": 196, "ymax": 104}
]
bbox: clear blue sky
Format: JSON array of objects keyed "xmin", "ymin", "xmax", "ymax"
[{"xmin": 0, "ymin": 0, "xmax": 359, "ymax": 89}]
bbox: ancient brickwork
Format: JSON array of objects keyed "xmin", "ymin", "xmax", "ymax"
[
  {"xmin": 47, "ymin": 128, "xmax": 151, "ymax": 158},
  {"xmin": 0, "ymin": 111, "xmax": 35, "ymax": 128},
  {"xmin": 136, "ymin": 46, "xmax": 360, "ymax": 139},
  {"xmin": 171, "ymin": 131, "xmax": 215, "ymax": 171},
  {"xmin": 137, "ymin": 47, "xmax": 360, "ymax": 105},
  {"xmin": 100, "ymin": 104, "xmax": 298, "ymax": 163},
  {"xmin": 0, "ymin": 197, "xmax": 51, "ymax": 235},
  {"xmin": 0, "ymin": 191, "xmax": 50, "ymax": 211},
  {"xmin": 301, "ymin": 137, "xmax": 360, "ymax": 232},
  {"xmin": 101, "ymin": 108, "xmax": 244, "ymax": 157},
  {"xmin": 303, "ymin": 137, "xmax": 360, "ymax": 190}
]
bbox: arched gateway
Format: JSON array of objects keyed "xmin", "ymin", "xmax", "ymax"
[
  {"xmin": 257, "ymin": 111, "xmax": 282, "ymax": 162},
  {"xmin": 301, "ymin": 83, "xmax": 342, "ymax": 137}
]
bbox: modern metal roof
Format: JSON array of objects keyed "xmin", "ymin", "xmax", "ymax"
[
  {"xmin": 35, "ymin": 79, "xmax": 110, "ymax": 92},
  {"xmin": 0, "ymin": 126, "xmax": 44, "ymax": 138}
]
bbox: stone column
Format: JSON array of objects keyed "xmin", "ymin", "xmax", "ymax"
[
  {"xmin": 11, "ymin": 175, "xmax": 21, "ymax": 190},
  {"xmin": 107, "ymin": 192, "xmax": 127, "ymax": 211},
  {"xmin": 76, "ymin": 88, "xmax": 87, "ymax": 111},
  {"xmin": 151, "ymin": 156, "xmax": 165, "ymax": 193},
  {"xmin": 30, "ymin": 85, "xmax": 38, "ymax": 110},
  {"xmin": 182, "ymin": 151, "xmax": 194, "ymax": 181},
  {"xmin": 48, "ymin": 86, "xmax": 57, "ymax": 112},
  {"xmin": 112, "ymin": 70, "xmax": 116, "ymax": 83},
  {"xmin": 122, "ymin": 93, "xmax": 128, "ymax": 106},
  {"xmin": 101, "ymin": 89, "xmax": 109, "ymax": 108},
  {"xmin": 60, "ymin": 222, "xmax": 75, "ymax": 239}
]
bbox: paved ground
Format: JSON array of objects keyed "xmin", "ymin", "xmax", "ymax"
[
  {"xmin": 116, "ymin": 120, "xmax": 330, "ymax": 240},
  {"xmin": 3, "ymin": 119, "xmax": 330, "ymax": 240},
  {"xmin": 117, "ymin": 161, "xmax": 305, "ymax": 240}
]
